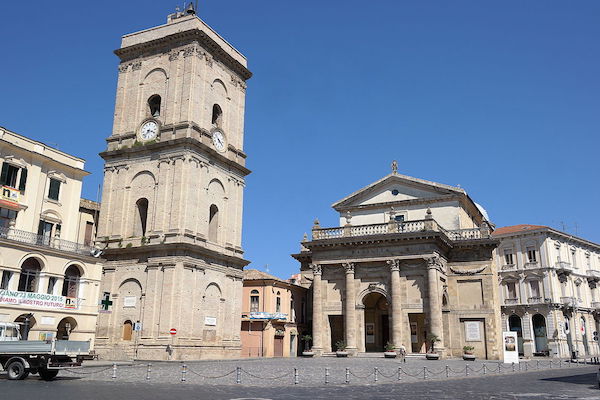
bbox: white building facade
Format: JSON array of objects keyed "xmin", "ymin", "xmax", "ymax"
[
  {"xmin": 0, "ymin": 127, "xmax": 102, "ymax": 344},
  {"xmin": 494, "ymin": 224, "xmax": 600, "ymax": 359}
]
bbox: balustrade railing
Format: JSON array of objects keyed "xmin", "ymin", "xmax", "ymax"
[
  {"xmin": 504, "ymin": 298, "xmax": 519, "ymax": 305},
  {"xmin": 560, "ymin": 296, "xmax": 577, "ymax": 307},
  {"xmin": 555, "ymin": 261, "xmax": 573, "ymax": 271},
  {"xmin": 527, "ymin": 297, "xmax": 544, "ymax": 304},
  {"xmin": 0, "ymin": 225, "xmax": 92, "ymax": 256},
  {"xmin": 312, "ymin": 219, "xmax": 484, "ymax": 242}
]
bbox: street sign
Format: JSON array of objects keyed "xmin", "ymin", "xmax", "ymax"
[
  {"xmin": 169, "ymin": 328, "xmax": 177, "ymax": 335},
  {"xmin": 134, "ymin": 322, "xmax": 142, "ymax": 331}
]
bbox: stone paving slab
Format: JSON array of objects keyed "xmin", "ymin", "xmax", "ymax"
[{"xmin": 54, "ymin": 357, "xmax": 596, "ymax": 387}]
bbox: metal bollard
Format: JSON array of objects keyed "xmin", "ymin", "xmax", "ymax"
[
  {"xmin": 374, "ymin": 367, "xmax": 378, "ymax": 383},
  {"xmin": 397, "ymin": 367, "xmax": 402, "ymax": 381},
  {"xmin": 512, "ymin": 362, "xmax": 515, "ymax": 372},
  {"xmin": 325, "ymin": 368, "xmax": 329, "ymax": 385},
  {"xmin": 345, "ymin": 367, "xmax": 350, "ymax": 384},
  {"xmin": 518, "ymin": 362, "xmax": 521, "ymax": 372},
  {"xmin": 524, "ymin": 363, "xmax": 527, "ymax": 372},
  {"xmin": 483, "ymin": 364, "xmax": 486, "ymax": 375},
  {"xmin": 146, "ymin": 363, "xmax": 152, "ymax": 381},
  {"xmin": 236, "ymin": 366, "xmax": 241, "ymax": 384},
  {"xmin": 294, "ymin": 368, "xmax": 299, "ymax": 385},
  {"xmin": 181, "ymin": 363, "xmax": 187, "ymax": 382},
  {"xmin": 559, "ymin": 359, "xmax": 562, "ymax": 369},
  {"xmin": 112, "ymin": 363, "xmax": 117, "ymax": 380},
  {"xmin": 445, "ymin": 365, "xmax": 449, "ymax": 378},
  {"xmin": 465, "ymin": 365, "xmax": 469, "ymax": 377},
  {"xmin": 423, "ymin": 366, "xmax": 427, "ymax": 380}
]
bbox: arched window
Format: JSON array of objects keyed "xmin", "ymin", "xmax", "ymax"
[
  {"xmin": 62, "ymin": 265, "xmax": 81, "ymax": 298},
  {"xmin": 208, "ymin": 204, "xmax": 219, "ymax": 242},
  {"xmin": 276, "ymin": 291, "xmax": 281, "ymax": 313},
  {"xmin": 148, "ymin": 95, "xmax": 161, "ymax": 117},
  {"xmin": 250, "ymin": 289, "xmax": 259, "ymax": 312},
  {"xmin": 18, "ymin": 258, "xmax": 41, "ymax": 293},
  {"xmin": 211, "ymin": 104, "xmax": 222, "ymax": 126},
  {"xmin": 135, "ymin": 198, "xmax": 149, "ymax": 237},
  {"xmin": 123, "ymin": 320, "xmax": 133, "ymax": 341}
]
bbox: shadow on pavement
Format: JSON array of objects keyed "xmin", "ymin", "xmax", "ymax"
[{"xmin": 542, "ymin": 372, "xmax": 598, "ymax": 390}]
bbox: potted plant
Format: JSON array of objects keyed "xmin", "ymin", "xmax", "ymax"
[
  {"xmin": 425, "ymin": 334, "xmax": 441, "ymax": 360},
  {"xmin": 301, "ymin": 334, "xmax": 314, "ymax": 357},
  {"xmin": 463, "ymin": 345, "xmax": 476, "ymax": 361},
  {"xmin": 335, "ymin": 340, "xmax": 348, "ymax": 357},
  {"xmin": 384, "ymin": 342, "xmax": 397, "ymax": 358}
]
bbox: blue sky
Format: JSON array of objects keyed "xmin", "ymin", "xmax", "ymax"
[{"xmin": 1, "ymin": 1, "xmax": 598, "ymax": 279}]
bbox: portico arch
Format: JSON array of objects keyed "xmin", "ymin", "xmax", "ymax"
[{"xmin": 362, "ymin": 292, "xmax": 389, "ymax": 352}]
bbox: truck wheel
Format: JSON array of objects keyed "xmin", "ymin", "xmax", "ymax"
[
  {"xmin": 6, "ymin": 360, "xmax": 29, "ymax": 380},
  {"xmin": 39, "ymin": 368, "xmax": 59, "ymax": 381}
]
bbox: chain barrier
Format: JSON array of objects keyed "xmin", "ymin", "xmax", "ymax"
[
  {"xmin": 240, "ymin": 368, "xmax": 294, "ymax": 381},
  {"xmin": 348, "ymin": 369, "xmax": 374, "ymax": 379},
  {"xmin": 62, "ymin": 366, "xmax": 114, "ymax": 375},
  {"xmin": 186, "ymin": 367, "xmax": 237, "ymax": 379}
]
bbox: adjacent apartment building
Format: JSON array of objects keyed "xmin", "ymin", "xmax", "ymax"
[
  {"xmin": 241, "ymin": 269, "xmax": 307, "ymax": 357},
  {"xmin": 0, "ymin": 126, "xmax": 102, "ymax": 344},
  {"xmin": 494, "ymin": 224, "xmax": 600, "ymax": 359}
]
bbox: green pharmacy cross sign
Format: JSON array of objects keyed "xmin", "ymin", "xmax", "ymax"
[{"xmin": 100, "ymin": 292, "xmax": 113, "ymax": 311}]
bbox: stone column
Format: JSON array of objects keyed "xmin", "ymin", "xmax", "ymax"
[
  {"xmin": 426, "ymin": 256, "xmax": 444, "ymax": 354},
  {"xmin": 343, "ymin": 262, "xmax": 357, "ymax": 354},
  {"xmin": 311, "ymin": 264, "xmax": 324, "ymax": 355},
  {"xmin": 387, "ymin": 259, "xmax": 403, "ymax": 349}
]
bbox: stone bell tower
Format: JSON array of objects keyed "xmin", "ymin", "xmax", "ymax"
[{"xmin": 94, "ymin": 5, "xmax": 252, "ymax": 360}]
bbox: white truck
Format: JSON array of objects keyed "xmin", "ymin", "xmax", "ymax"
[{"xmin": 0, "ymin": 322, "xmax": 92, "ymax": 380}]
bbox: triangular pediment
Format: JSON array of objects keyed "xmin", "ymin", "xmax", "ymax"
[{"xmin": 332, "ymin": 173, "xmax": 465, "ymax": 211}]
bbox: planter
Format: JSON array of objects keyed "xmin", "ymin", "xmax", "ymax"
[
  {"xmin": 425, "ymin": 353, "xmax": 440, "ymax": 360},
  {"xmin": 336, "ymin": 351, "xmax": 349, "ymax": 358},
  {"xmin": 302, "ymin": 351, "xmax": 315, "ymax": 357},
  {"xmin": 462, "ymin": 354, "xmax": 476, "ymax": 361},
  {"xmin": 384, "ymin": 351, "xmax": 397, "ymax": 359}
]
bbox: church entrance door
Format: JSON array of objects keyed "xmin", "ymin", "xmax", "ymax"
[
  {"xmin": 329, "ymin": 315, "xmax": 344, "ymax": 352},
  {"xmin": 363, "ymin": 292, "xmax": 388, "ymax": 352},
  {"xmin": 408, "ymin": 313, "xmax": 426, "ymax": 353}
]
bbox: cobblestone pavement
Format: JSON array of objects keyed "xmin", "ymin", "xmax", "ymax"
[
  {"xmin": 1, "ymin": 366, "xmax": 599, "ymax": 399},
  {"xmin": 54, "ymin": 357, "xmax": 598, "ymax": 386}
]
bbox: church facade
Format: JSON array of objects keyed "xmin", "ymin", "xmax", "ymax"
[
  {"xmin": 94, "ymin": 7, "xmax": 251, "ymax": 360},
  {"xmin": 293, "ymin": 166, "xmax": 503, "ymax": 359}
]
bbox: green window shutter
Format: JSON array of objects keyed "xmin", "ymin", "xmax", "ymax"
[
  {"xmin": 18, "ymin": 168, "xmax": 27, "ymax": 191},
  {"xmin": 0, "ymin": 163, "xmax": 8, "ymax": 186}
]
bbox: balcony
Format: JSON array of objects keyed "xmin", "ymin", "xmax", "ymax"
[
  {"xmin": 0, "ymin": 225, "xmax": 92, "ymax": 256},
  {"xmin": 527, "ymin": 297, "xmax": 546, "ymax": 304},
  {"xmin": 504, "ymin": 298, "xmax": 519, "ymax": 305},
  {"xmin": 590, "ymin": 302, "xmax": 600, "ymax": 309},
  {"xmin": 555, "ymin": 261, "xmax": 573, "ymax": 272},
  {"xmin": 587, "ymin": 270, "xmax": 600, "ymax": 280},
  {"xmin": 311, "ymin": 218, "xmax": 486, "ymax": 242},
  {"xmin": 501, "ymin": 264, "xmax": 516, "ymax": 271},
  {"xmin": 560, "ymin": 296, "xmax": 577, "ymax": 307},
  {"xmin": 524, "ymin": 262, "xmax": 540, "ymax": 270}
]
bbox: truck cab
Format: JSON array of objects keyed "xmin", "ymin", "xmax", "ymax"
[{"xmin": 0, "ymin": 323, "xmax": 20, "ymax": 342}]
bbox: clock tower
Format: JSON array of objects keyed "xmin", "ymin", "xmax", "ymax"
[{"xmin": 95, "ymin": 5, "xmax": 251, "ymax": 360}]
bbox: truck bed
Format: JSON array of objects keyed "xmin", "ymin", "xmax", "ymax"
[{"xmin": 0, "ymin": 340, "xmax": 90, "ymax": 356}]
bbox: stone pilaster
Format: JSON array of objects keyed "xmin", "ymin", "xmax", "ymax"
[
  {"xmin": 343, "ymin": 262, "xmax": 357, "ymax": 354},
  {"xmin": 426, "ymin": 256, "xmax": 445, "ymax": 354},
  {"xmin": 311, "ymin": 264, "xmax": 324, "ymax": 355},
  {"xmin": 387, "ymin": 259, "xmax": 403, "ymax": 349}
]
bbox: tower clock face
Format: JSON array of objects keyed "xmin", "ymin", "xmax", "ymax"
[
  {"xmin": 212, "ymin": 130, "xmax": 226, "ymax": 153},
  {"xmin": 139, "ymin": 120, "xmax": 159, "ymax": 141}
]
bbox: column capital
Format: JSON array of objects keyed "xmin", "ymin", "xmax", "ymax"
[
  {"xmin": 387, "ymin": 259, "xmax": 401, "ymax": 272},
  {"xmin": 311, "ymin": 263, "xmax": 322, "ymax": 276},
  {"xmin": 343, "ymin": 262, "xmax": 355, "ymax": 274},
  {"xmin": 426, "ymin": 255, "xmax": 445, "ymax": 272}
]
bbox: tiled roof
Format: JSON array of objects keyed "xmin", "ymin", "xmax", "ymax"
[
  {"xmin": 243, "ymin": 269, "xmax": 283, "ymax": 282},
  {"xmin": 492, "ymin": 224, "xmax": 548, "ymax": 236}
]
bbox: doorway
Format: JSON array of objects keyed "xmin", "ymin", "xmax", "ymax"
[
  {"xmin": 532, "ymin": 314, "xmax": 548, "ymax": 354},
  {"xmin": 508, "ymin": 314, "xmax": 524, "ymax": 356},
  {"xmin": 363, "ymin": 292, "xmax": 388, "ymax": 352},
  {"xmin": 329, "ymin": 315, "xmax": 344, "ymax": 351},
  {"xmin": 274, "ymin": 336, "xmax": 284, "ymax": 357},
  {"xmin": 408, "ymin": 313, "xmax": 426, "ymax": 353},
  {"xmin": 56, "ymin": 317, "xmax": 77, "ymax": 340}
]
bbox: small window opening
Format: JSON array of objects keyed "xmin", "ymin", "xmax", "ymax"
[
  {"xmin": 208, "ymin": 204, "xmax": 219, "ymax": 242},
  {"xmin": 148, "ymin": 95, "xmax": 161, "ymax": 117},
  {"xmin": 211, "ymin": 104, "xmax": 222, "ymax": 126},
  {"xmin": 135, "ymin": 198, "xmax": 149, "ymax": 237}
]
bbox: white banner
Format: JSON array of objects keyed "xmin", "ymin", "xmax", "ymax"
[
  {"xmin": 503, "ymin": 331, "xmax": 519, "ymax": 364},
  {"xmin": 0, "ymin": 289, "xmax": 77, "ymax": 310}
]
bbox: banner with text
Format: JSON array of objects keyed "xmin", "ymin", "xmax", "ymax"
[{"xmin": 0, "ymin": 289, "xmax": 78, "ymax": 310}]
